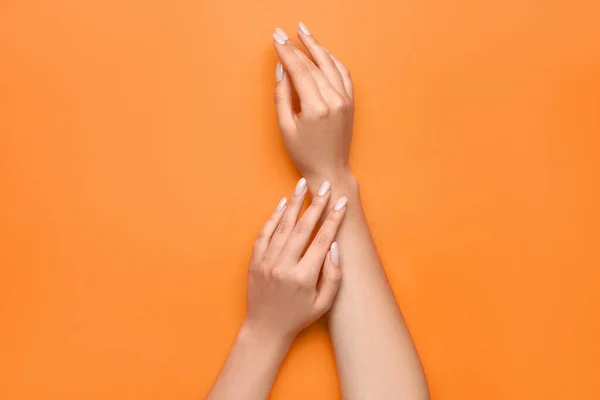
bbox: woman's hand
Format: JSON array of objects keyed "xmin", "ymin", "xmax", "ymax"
[
  {"xmin": 208, "ymin": 179, "xmax": 347, "ymax": 400},
  {"xmin": 244, "ymin": 178, "xmax": 347, "ymax": 344},
  {"xmin": 273, "ymin": 24, "xmax": 355, "ymax": 192}
]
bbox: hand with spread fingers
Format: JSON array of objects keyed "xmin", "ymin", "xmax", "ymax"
[{"xmin": 273, "ymin": 24, "xmax": 355, "ymax": 192}]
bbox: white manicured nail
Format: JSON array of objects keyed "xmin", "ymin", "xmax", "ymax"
[
  {"xmin": 331, "ymin": 242, "xmax": 340, "ymax": 265},
  {"xmin": 273, "ymin": 32, "xmax": 286, "ymax": 45},
  {"xmin": 275, "ymin": 28, "xmax": 289, "ymax": 41},
  {"xmin": 294, "ymin": 178, "xmax": 307, "ymax": 196},
  {"xmin": 298, "ymin": 22, "xmax": 310, "ymax": 35},
  {"xmin": 334, "ymin": 196, "xmax": 347, "ymax": 211},
  {"xmin": 276, "ymin": 62, "xmax": 283, "ymax": 82},
  {"xmin": 318, "ymin": 181, "xmax": 331, "ymax": 196},
  {"xmin": 276, "ymin": 197, "xmax": 287, "ymax": 211}
]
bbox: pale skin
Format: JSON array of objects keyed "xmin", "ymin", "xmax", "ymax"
[{"xmin": 208, "ymin": 22, "xmax": 429, "ymax": 399}]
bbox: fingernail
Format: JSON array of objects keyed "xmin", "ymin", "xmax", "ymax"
[
  {"xmin": 273, "ymin": 32, "xmax": 286, "ymax": 45},
  {"xmin": 294, "ymin": 178, "xmax": 307, "ymax": 196},
  {"xmin": 276, "ymin": 197, "xmax": 287, "ymax": 211},
  {"xmin": 276, "ymin": 62, "xmax": 283, "ymax": 82},
  {"xmin": 298, "ymin": 22, "xmax": 310, "ymax": 36},
  {"xmin": 275, "ymin": 28, "xmax": 289, "ymax": 41},
  {"xmin": 334, "ymin": 196, "xmax": 347, "ymax": 211},
  {"xmin": 318, "ymin": 181, "xmax": 331, "ymax": 196},
  {"xmin": 331, "ymin": 242, "xmax": 340, "ymax": 265}
]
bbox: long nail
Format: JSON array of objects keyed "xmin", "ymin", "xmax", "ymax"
[
  {"xmin": 276, "ymin": 62, "xmax": 283, "ymax": 82},
  {"xmin": 334, "ymin": 196, "xmax": 347, "ymax": 211},
  {"xmin": 331, "ymin": 242, "xmax": 340, "ymax": 265},
  {"xmin": 318, "ymin": 181, "xmax": 331, "ymax": 196},
  {"xmin": 294, "ymin": 178, "xmax": 307, "ymax": 196},
  {"xmin": 276, "ymin": 197, "xmax": 287, "ymax": 211},
  {"xmin": 275, "ymin": 28, "xmax": 289, "ymax": 41},
  {"xmin": 273, "ymin": 32, "xmax": 286, "ymax": 45},
  {"xmin": 298, "ymin": 22, "xmax": 310, "ymax": 36}
]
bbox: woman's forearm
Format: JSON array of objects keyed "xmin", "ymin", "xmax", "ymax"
[
  {"xmin": 207, "ymin": 323, "xmax": 292, "ymax": 400},
  {"xmin": 312, "ymin": 174, "xmax": 430, "ymax": 399}
]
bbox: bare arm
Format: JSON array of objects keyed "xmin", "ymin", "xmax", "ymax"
[
  {"xmin": 272, "ymin": 24, "xmax": 429, "ymax": 399},
  {"xmin": 325, "ymin": 174, "xmax": 429, "ymax": 399},
  {"xmin": 207, "ymin": 325, "xmax": 291, "ymax": 400}
]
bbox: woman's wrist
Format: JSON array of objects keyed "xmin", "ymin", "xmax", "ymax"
[
  {"xmin": 306, "ymin": 169, "xmax": 358, "ymax": 197},
  {"xmin": 237, "ymin": 320, "xmax": 294, "ymax": 355}
]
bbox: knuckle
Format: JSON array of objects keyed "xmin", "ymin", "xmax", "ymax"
[
  {"xmin": 269, "ymin": 267, "xmax": 284, "ymax": 281},
  {"xmin": 329, "ymin": 96, "xmax": 347, "ymax": 114},
  {"xmin": 315, "ymin": 232, "xmax": 330, "ymax": 246},
  {"xmin": 291, "ymin": 58, "xmax": 309, "ymax": 75},
  {"xmin": 293, "ymin": 274, "xmax": 312, "ymax": 289},
  {"xmin": 308, "ymin": 103, "xmax": 330, "ymax": 119},
  {"xmin": 276, "ymin": 221, "xmax": 288, "ymax": 234},
  {"xmin": 293, "ymin": 221, "xmax": 310, "ymax": 234}
]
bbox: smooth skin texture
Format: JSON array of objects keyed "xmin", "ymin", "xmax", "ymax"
[
  {"xmin": 207, "ymin": 179, "xmax": 347, "ymax": 400},
  {"xmin": 273, "ymin": 24, "xmax": 430, "ymax": 399}
]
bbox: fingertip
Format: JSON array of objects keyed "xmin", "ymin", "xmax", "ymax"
[
  {"xmin": 325, "ymin": 252, "xmax": 342, "ymax": 283},
  {"xmin": 330, "ymin": 242, "xmax": 340, "ymax": 265},
  {"xmin": 273, "ymin": 32, "xmax": 286, "ymax": 45},
  {"xmin": 275, "ymin": 28, "xmax": 290, "ymax": 42},
  {"xmin": 334, "ymin": 196, "xmax": 348, "ymax": 212},
  {"xmin": 298, "ymin": 22, "xmax": 310, "ymax": 36},
  {"xmin": 276, "ymin": 197, "xmax": 287, "ymax": 212},
  {"xmin": 276, "ymin": 61, "xmax": 284, "ymax": 82}
]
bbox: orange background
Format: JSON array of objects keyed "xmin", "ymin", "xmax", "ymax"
[{"xmin": 1, "ymin": 0, "xmax": 599, "ymax": 399}]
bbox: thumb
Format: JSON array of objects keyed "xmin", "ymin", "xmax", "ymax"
[
  {"xmin": 314, "ymin": 242, "xmax": 342, "ymax": 316},
  {"xmin": 274, "ymin": 62, "xmax": 295, "ymax": 134}
]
